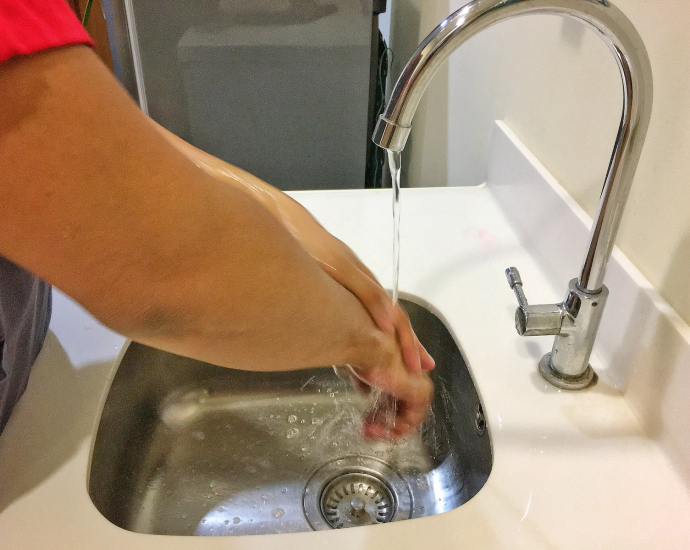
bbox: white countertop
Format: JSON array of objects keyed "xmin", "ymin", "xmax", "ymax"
[{"xmin": 1, "ymin": 186, "xmax": 689, "ymax": 549}]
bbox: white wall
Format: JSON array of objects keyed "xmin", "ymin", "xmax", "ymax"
[{"xmin": 389, "ymin": 0, "xmax": 690, "ymax": 328}]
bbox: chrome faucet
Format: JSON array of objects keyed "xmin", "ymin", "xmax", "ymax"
[{"xmin": 372, "ymin": 0, "xmax": 652, "ymax": 390}]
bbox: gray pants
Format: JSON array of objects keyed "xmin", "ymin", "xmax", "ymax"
[{"xmin": 0, "ymin": 256, "xmax": 51, "ymax": 436}]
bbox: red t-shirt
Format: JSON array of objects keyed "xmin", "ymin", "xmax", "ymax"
[{"xmin": 0, "ymin": 0, "xmax": 94, "ymax": 64}]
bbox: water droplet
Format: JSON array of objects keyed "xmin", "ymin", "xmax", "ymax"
[
  {"xmin": 233, "ymin": 517, "xmax": 241, "ymax": 524},
  {"xmin": 311, "ymin": 418, "xmax": 322, "ymax": 425},
  {"xmin": 201, "ymin": 519, "xmax": 207, "ymax": 524},
  {"xmin": 272, "ymin": 508, "xmax": 285, "ymax": 518},
  {"xmin": 281, "ymin": 488, "xmax": 287, "ymax": 493},
  {"xmin": 211, "ymin": 484, "xmax": 225, "ymax": 496},
  {"xmin": 286, "ymin": 427, "xmax": 299, "ymax": 439},
  {"xmin": 288, "ymin": 415, "xmax": 298, "ymax": 423},
  {"xmin": 224, "ymin": 519, "xmax": 230, "ymax": 525}
]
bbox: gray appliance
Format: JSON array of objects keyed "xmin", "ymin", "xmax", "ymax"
[{"xmin": 102, "ymin": 0, "xmax": 387, "ymax": 190}]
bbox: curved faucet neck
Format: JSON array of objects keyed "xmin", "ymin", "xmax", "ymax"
[{"xmin": 373, "ymin": 0, "xmax": 652, "ymax": 292}]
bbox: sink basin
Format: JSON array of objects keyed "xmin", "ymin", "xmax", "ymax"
[{"xmin": 88, "ymin": 298, "xmax": 492, "ymax": 535}]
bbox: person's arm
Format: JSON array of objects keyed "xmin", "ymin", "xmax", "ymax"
[
  {"xmin": 0, "ymin": 45, "xmax": 430, "ymax": 437},
  {"xmin": 152, "ymin": 121, "xmax": 435, "ymax": 374}
]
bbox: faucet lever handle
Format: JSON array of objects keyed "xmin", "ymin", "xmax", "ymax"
[
  {"xmin": 505, "ymin": 267, "xmax": 528, "ymax": 308},
  {"xmin": 505, "ymin": 267, "xmax": 562, "ymax": 336},
  {"xmin": 505, "ymin": 266, "xmax": 522, "ymax": 288}
]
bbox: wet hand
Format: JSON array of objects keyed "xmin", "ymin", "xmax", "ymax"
[
  {"xmin": 275, "ymin": 196, "xmax": 435, "ymax": 375},
  {"xmin": 346, "ymin": 330, "xmax": 434, "ymax": 440},
  {"xmin": 156, "ymin": 128, "xmax": 434, "ymax": 375},
  {"xmin": 156, "ymin": 129, "xmax": 434, "ymax": 383}
]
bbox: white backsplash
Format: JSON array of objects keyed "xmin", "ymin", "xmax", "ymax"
[{"xmin": 488, "ymin": 120, "xmax": 690, "ymax": 487}]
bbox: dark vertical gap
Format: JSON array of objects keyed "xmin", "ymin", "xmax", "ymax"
[{"xmin": 67, "ymin": 0, "xmax": 82, "ymax": 19}]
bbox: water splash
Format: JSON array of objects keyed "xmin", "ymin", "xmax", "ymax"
[{"xmin": 365, "ymin": 386, "xmax": 398, "ymax": 434}]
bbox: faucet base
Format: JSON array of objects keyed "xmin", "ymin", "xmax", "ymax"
[{"xmin": 539, "ymin": 353, "xmax": 598, "ymax": 391}]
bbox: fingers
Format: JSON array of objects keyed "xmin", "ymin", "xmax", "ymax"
[
  {"xmin": 393, "ymin": 304, "xmax": 436, "ymax": 373},
  {"xmin": 327, "ymin": 258, "xmax": 435, "ymax": 380},
  {"xmin": 323, "ymin": 240, "xmax": 436, "ymax": 374},
  {"xmin": 354, "ymin": 351, "xmax": 434, "ymax": 441},
  {"xmin": 361, "ymin": 376, "xmax": 432, "ymax": 440},
  {"xmin": 318, "ymin": 254, "xmax": 397, "ymax": 336},
  {"xmin": 394, "ymin": 305, "xmax": 422, "ymax": 373},
  {"xmin": 284, "ymin": 212, "xmax": 433, "ymax": 439},
  {"xmin": 337, "ymin": 243, "xmax": 379, "ymax": 285},
  {"xmin": 416, "ymin": 331, "xmax": 436, "ymax": 371},
  {"xmin": 321, "ymin": 247, "xmax": 435, "ymax": 375}
]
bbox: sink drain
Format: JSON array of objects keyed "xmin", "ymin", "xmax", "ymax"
[
  {"xmin": 303, "ymin": 456, "xmax": 412, "ymax": 530},
  {"xmin": 321, "ymin": 471, "xmax": 395, "ymax": 527}
]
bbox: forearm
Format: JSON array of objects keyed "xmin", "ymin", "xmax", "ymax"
[
  {"xmin": 153, "ymin": 121, "xmax": 304, "ymax": 232},
  {"xmin": 0, "ymin": 45, "xmax": 376, "ymax": 371}
]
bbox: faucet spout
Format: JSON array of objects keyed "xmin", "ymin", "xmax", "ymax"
[{"xmin": 374, "ymin": 0, "xmax": 653, "ymax": 389}]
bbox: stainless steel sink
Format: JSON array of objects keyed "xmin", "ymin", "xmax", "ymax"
[{"xmin": 88, "ymin": 299, "xmax": 492, "ymax": 536}]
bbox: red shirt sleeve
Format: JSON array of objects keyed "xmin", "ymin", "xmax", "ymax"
[{"xmin": 0, "ymin": 0, "xmax": 95, "ymax": 64}]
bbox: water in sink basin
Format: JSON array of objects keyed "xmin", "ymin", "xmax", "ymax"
[{"xmin": 88, "ymin": 298, "xmax": 492, "ymax": 536}]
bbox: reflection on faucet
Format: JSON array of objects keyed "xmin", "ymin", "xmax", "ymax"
[{"xmin": 372, "ymin": 0, "xmax": 653, "ymax": 390}]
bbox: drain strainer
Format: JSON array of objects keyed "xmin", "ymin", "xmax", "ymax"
[
  {"xmin": 303, "ymin": 456, "xmax": 412, "ymax": 530},
  {"xmin": 321, "ymin": 471, "xmax": 395, "ymax": 527}
]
